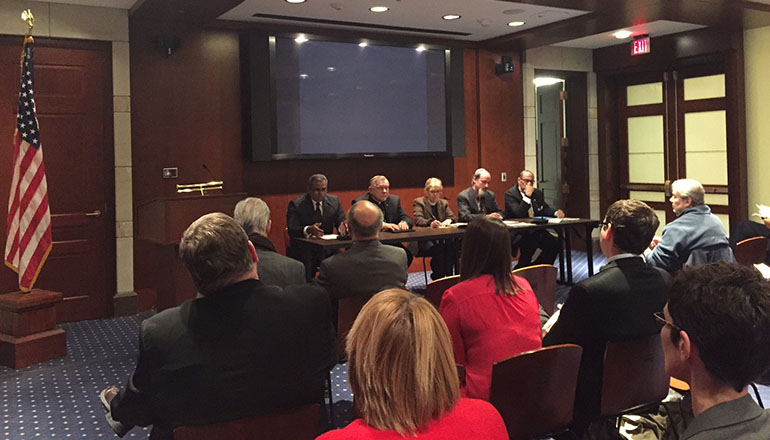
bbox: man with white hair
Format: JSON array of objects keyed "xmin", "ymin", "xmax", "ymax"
[
  {"xmin": 646, "ymin": 178, "xmax": 733, "ymax": 273},
  {"xmin": 235, "ymin": 197, "xmax": 305, "ymax": 287},
  {"xmin": 457, "ymin": 168, "xmax": 503, "ymax": 223}
]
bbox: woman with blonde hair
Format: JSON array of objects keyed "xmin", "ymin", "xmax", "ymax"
[
  {"xmin": 412, "ymin": 177, "xmax": 457, "ymax": 280},
  {"xmin": 439, "ymin": 217, "xmax": 541, "ymax": 400},
  {"xmin": 317, "ymin": 289, "xmax": 507, "ymax": 439}
]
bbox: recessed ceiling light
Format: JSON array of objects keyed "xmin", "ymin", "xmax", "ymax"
[
  {"xmin": 358, "ymin": 42, "xmax": 368, "ymax": 47},
  {"xmin": 416, "ymin": 45, "xmax": 426, "ymax": 52},
  {"xmin": 613, "ymin": 30, "xmax": 633, "ymax": 39},
  {"xmin": 370, "ymin": 6, "xmax": 389, "ymax": 13},
  {"xmin": 295, "ymin": 35, "xmax": 308, "ymax": 43},
  {"xmin": 285, "ymin": 0, "xmax": 306, "ymax": 3},
  {"xmin": 507, "ymin": 21, "xmax": 525, "ymax": 27},
  {"xmin": 442, "ymin": 14, "xmax": 461, "ymax": 20},
  {"xmin": 327, "ymin": 66, "xmax": 336, "ymax": 72},
  {"xmin": 299, "ymin": 74, "xmax": 308, "ymax": 79}
]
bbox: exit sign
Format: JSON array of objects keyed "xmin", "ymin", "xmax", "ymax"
[{"xmin": 632, "ymin": 36, "xmax": 650, "ymax": 56}]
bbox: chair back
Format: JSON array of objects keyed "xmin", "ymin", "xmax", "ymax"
[
  {"xmin": 489, "ymin": 344, "xmax": 583, "ymax": 440},
  {"xmin": 425, "ymin": 274, "xmax": 461, "ymax": 309},
  {"xmin": 735, "ymin": 236, "xmax": 769, "ymax": 266},
  {"xmin": 337, "ymin": 295, "xmax": 372, "ymax": 357},
  {"xmin": 600, "ymin": 334, "xmax": 669, "ymax": 417},
  {"xmin": 512, "ymin": 264, "xmax": 557, "ymax": 314},
  {"xmin": 173, "ymin": 404, "xmax": 319, "ymax": 440}
]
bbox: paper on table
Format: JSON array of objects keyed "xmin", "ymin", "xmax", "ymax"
[{"xmin": 320, "ymin": 234, "xmax": 339, "ymax": 240}]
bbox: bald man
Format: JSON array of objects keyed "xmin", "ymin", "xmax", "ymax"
[{"xmin": 316, "ymin": 200, "xmax": 408, "ymax": 301}]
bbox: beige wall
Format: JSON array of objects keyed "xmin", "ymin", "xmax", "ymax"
[
  {"xmin": 744, "ymin": 25, "xmax": 770, "ymax": 217},
  {"xmin": 0, "ymin": 1, "xmax": 133, "ymax": 299}
]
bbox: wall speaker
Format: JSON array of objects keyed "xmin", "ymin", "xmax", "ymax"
[{"xmin": 495, "ymin": 56, "xmax": 514, "ymax": 75}]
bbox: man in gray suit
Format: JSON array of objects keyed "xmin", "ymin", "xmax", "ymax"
[
  {"xmin": 316, "ymin": 200, "xmax": 408, "ymax": 300},
  {"xmin": 234, "ymin": 197, "xmax": 305, "ymax": 288}
]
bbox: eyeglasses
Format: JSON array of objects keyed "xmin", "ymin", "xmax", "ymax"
[
  {"xmin": 599, "ymin": 221, "xmax": 624, "ymax": 230},
  {"xmin": 653, "ymin": 312, "xmax": 683, "ymax": 333}
]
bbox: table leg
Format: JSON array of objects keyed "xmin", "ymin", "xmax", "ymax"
[
  {"xmin": 586, "ymin": 224, "xmax": 595, "ymax": 277},
  {"xmin": 557, "ymin": 229, "xmax": 566, "ymax": 283},
  {"xmin": 565, "ymin": 227, "xmax": 573, "ymax": 284}
]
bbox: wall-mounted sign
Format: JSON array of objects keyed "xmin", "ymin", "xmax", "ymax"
[{"xmin": 632, "ymin": 36, "xmax": 651, "ymax": 56}]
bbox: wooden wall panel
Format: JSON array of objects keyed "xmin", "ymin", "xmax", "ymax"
[{"xmin": 129, "ymin": 22, "xmax": 524, "ymax": 299}]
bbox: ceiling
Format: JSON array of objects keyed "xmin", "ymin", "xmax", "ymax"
[{"xmin": 37, "ymin": 0, "xmax": 770, "ymax": 50}]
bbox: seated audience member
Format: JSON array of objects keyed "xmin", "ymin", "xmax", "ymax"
[
  {"xmin": 234, "ymin": 197, "xmax": 305, "ymax": 287},
  {"xmin": 287, "ymin": 174, "xmax": 347, "ymax": 279},
  {"xmin": 646, "ymin": 178, "xmax": 733, "ymax": 272},
  {"xmin": 660, "ymin": 262, "xmax": 770, "ymax": 439},
  {"xmin": 730, "ymin": 217, "xmax": 770, "ymax": 265},
  {"xmin": 504, "ymin": 169, "xmax": 565, "ymax": 269},
  {"xmin": 456, "ymin": 168, "xmax": 503, "ymax": 222},
  {"xmin": 439, "ymin": 217, "xmax": 541, "ymax": 401},
  {"xmin": 317, "ymin": 200, "xmax": 407, "ymax": 301},
  {"xmin": 543, "ymin": 199, "xmax": 669, "ymax": 435},
  {"xmin": 413, "ymin": 177, "xmax": 457, "ymax": 280},
  {"xmin": 354, "ymin": 175, "xmax": 414, "ymax": 265},
  {"xmin": 317, "ymin": 289, "xmax": 509, "ymax": 440},
  {"xmin": 100, "ymin": 213, "xmax": 336, "ymax": 439}
]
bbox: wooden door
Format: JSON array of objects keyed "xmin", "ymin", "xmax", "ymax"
[{"xmin": 0, "ymin": 37, "xmax": 114, "ymax": 322}]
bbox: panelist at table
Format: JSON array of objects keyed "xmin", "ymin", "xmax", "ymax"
[
  {"xmin": 457, "ymin": 168, "xmax": 503, "ymax": 223},
  {"xmin": 413, "ymin": 177, "xmax": 457, "ymax": 280},
  {"xmin": 354, "ymin": 175, "xmax": 414, "ymax": 265},
  {"xmin": 287, "ymin": 174, "xmax": 347, "ymax": 279},
  {"xmin": 504, "ymin": 169, "xmax": 565, "ymax": 269}
]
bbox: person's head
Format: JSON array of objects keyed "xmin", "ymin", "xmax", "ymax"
[
  {"xmin": 178, "ymin": 213, "xmax": 256, "ymax": 296},
  {"xmin": 424, "ymin": 177, "xmax": 444, "ymax": 204},
  {"xmin": 600, "ymin": 199, "xmax": 659, "ymax": 256},
  {"xmin": 460, "ymin": 217, "xmax": 520, "ymax": 295},
  {"xmin": 662, "ymin": 262, "xmax": 770, "ymax": 392},
  {"xmin": 307, "ymin": 174, "xmax": 328, "ymax": 203},
  {"xmin": 347, "ymin": 289, "xmax": 460, "ymax": 435},
  {"xmin": 348, "ymin": 200, "xmax": 383, "ymax": 240},
  {"xmin": 368, "ymin": 175, "xmax": 390, "ymax": 203},
  {"xmin": 233, "ymin": 197, "xmax": 271, "ymax": 236},
  {"xmin": 517, "ymin": 170, "xmax": 535, "ymax": 192},
  {"xmin": 670, "ymin": 179, "xmax": 705, "ymax": 215},
  {"xmin": 471, "ymin": 168, "xmax": 491, "ymax": 192}
]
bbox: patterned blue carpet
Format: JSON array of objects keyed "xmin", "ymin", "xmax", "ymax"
[{"xmin": 2, "ymin": 251, "xmax": 768, "ymax": 438}]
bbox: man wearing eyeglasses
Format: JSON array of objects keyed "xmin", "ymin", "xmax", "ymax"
[
  {"xmin": 504, "ymin": 170, "xmax": 565, "ymax": 269},
  {"xmin": 543, "ymin": 199, "xmax": 669, "ymax": 435},
  {"xmin": 659, "ymin": 262, "xmax": 770, "ymax": 439}
]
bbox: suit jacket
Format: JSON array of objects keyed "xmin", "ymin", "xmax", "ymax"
[
  {"xmin": 248, "ymin": 233, "xmax": 305, "ymax": 288},
  {"xmin": 110, "ymin": 279, "xmax": 336, "ymax": 439},
  {"xmin": 287, "ymin": 193, "xmax": 345, "ymax": 239},
  {"xmin": 681, "ymin": 394, "xmax": 770, "ymax": 440},
  {"xmin": 353, "ymin": 193, "xmax": 413, "ymax": 227},
  {"xmin": 457, "ymin": 187, "xmax": 502, "ymax": 222},
  {"xmin": 316, "ymin": 239, "xmax": 408, "ymax": 300},
  {"xmin": 504, "ymin": 186, "xmax": 557, "ymax": 219},
  {"xmin": 412, "ymin": 196, "xmax": 456, "ymax": 226},
  {"xmin": 543, "ymin": 256, "xmax": 669, "ymax": 428}
]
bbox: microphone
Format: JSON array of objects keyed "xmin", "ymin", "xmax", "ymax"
[{"xmin": 202, "ymin": 164, "xmax": 216, "ymax": 182}]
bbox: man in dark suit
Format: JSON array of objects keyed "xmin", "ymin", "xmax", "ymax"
[
  {"xmin": 456, "ymin": 168, "xmax": 503, "ymax": 222},
  {"xmin": 543, "ymin": 199, "xmax": 669, "ymax": 435},
  {"xmin": 353, "ymin": 175, "xmax": 414, "ymax": 265},
  {"xmin": 287, "ymin": 174, "xmax": 347, "ymax": 279},
  {"xmin": 234, "ymin": 197, "xmax": 305, "ymax": 287},
  {"xmin": 317, "ymin": 200, "xmax": 408, "ymax": 301},
  {"xmin": 505, "ymin": 169, "xmax": 565, "ymax": 268},
  {"xmin": 101, "ymin": 213, "xmax": 336, "ymax": 439}
]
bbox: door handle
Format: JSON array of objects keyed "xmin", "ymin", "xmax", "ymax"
[{"xmin": 85, "ymin": 210, "xmax": 102, "ymax": 217}]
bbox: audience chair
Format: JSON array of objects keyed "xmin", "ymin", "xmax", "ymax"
[
  {"xmin": 173, "ymin": 404, "xmax": 320, "ymax": 440},
  {"xmin": 489, "ymin": 344, "xmax": 583, "ymax": 440},
  {"xmin": 424, "ymin": 275, "xmax": 461, "ymax": 309},
  {"xmin": 512, "ymin": 264, "xmax": 558, "ymax": 315},
  {"xmin": 734, "ymin": 236, "xmax": 769, "ymax": 266},
  {"xmin": 337, "ymin": 295, "xmax": 373, "ymax": 358},
  {"xmin": 599, "ymin": 334, "xmax": 669, "ymax": 425}
]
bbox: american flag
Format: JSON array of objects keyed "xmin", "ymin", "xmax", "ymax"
[{"xmin": 4, "ymin": 38, "xmax": 52, "ymax": 292}]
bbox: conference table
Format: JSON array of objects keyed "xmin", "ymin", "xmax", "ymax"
[{"xmin": 294, "ymin": 218, "xmax": 600, "ymax": 285}]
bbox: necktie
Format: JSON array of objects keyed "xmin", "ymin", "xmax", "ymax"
[
  {"xmin": 477, "ymin": 196, "xmax": 486, "ymax": 214},
  {"xmin": 313, "ymin": 201, "xmax": 323, "ymax": 224}
]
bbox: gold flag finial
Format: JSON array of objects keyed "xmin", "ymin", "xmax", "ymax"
[{"xmin": 21, "ymin": 9, "xmax": 34, "ymax": 37}]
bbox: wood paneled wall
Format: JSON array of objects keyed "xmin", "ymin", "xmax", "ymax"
[{"xmin": 130, "ymin": 20, "xmax": 525, "ymax": 300}]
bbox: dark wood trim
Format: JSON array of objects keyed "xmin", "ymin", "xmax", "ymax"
[{"xmin": 250, "ymin": 14, "xmax": 471, "ymax": 37}]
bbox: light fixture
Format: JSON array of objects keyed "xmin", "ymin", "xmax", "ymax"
[
  {"xmin": 285, "ymin": 0, "xmax": 306, "ymax": 3},
  {"xmin": 299, "ymin": 73, "xmax": 309, "ymax": 79},
  {"xmin": 327, "ymin": 66, "xmax": 336, "ymax": 72},
  {"xmin": 507, "ymin": 21, "xmax": 525, "ymax": 27},
  {"xmin": 416, "ymin": 45, "xmax": 426, "ymax": 52},
  {"xmin": 534, "ymin": 77, "xmax": 563, "ymax": 87},
  {"xmin": 294, "ymin": 35, "xmax": 308, "ymax": 43},
  {"xmin": 442, "ymin": 14, "xmax": 461, "ymax": 20},
  {"xmin": 370, "ymin": 6, "xmax": 389, "ymax": 13},
  {"xmin": 613, "ymin": 30, "xmax": 633, "ymax": 39},
  {"xmin": 358, "ymin": 42, "xmax": 368, "ymax": 47}
]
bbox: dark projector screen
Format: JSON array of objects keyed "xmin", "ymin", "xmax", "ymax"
[{"xmin": 273, "ymin": 37, "xmax": 448, "ymax": 157}]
